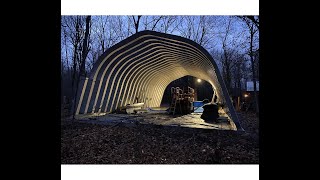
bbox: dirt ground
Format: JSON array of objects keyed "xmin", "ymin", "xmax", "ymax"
[{"xmin": 61, "ymin": 112, "xmax": 259, "ymax": 164}]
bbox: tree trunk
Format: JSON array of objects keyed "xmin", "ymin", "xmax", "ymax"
[
  {"xmin": 71, "ymin": 17, "xmax": 82, "ymax": 104},
  {"xmin": 101, "ymin": 40, "xmax": 105, "ymax": 53},
  {"xmin": 199, "ymin": 25, "xmax": 205, "ymax": 46},
  {"xmin": 133, "ymin": 15, "xmax": 142, "ymax": 33},
  {"xmin": 73, "ymin": 16, "xmax": 91, "ymax": 120},
  {"xmin": 71, "ymin": 43, "xmax": 78, "ymax": 102},
  {"xmin": 222, "ymin": 18, "xmax": 232, "ymax": 96},
  {"xmin": 64, "ymin": 31, "xmax": 70, "ymax": 73},
  {"xmin": 240, "ymin": 16, "xmax": 259, "ymax": 116},
  {"xmin": 249, "ymin": 23, "xmax": 259, "ymax": 116},
  {"xmin": 79, "ymin": 16, "xmax": 91, "ymax": 77}
]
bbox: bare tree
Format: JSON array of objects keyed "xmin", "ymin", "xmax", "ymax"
[
  {"xmin": 220, "ymin": 17, "xmax": 233, "ymax": 95},
  {"xmin": 139, "ymin": 15, "xmax": 178, "ymax": 33},
  {"xmin": 113, "ymin": 16, "xmax": 127, "ymax": 41},
  {"xmin": 159, "ymin": 16, "xmax": 177, "ymax": 33},
  {"xmin": 177, "ymin": 16, "xmax": 192, "ymax": 39},
  {"xmin": 151, "ymin": 16, "xmax": 163, "ymax": 31},
  {"xmin": 142, "ymin": 16, "xmax": 148, "ymax": 30},
  {"xmin": 94, "ymin": 16, "xmax": 108, "ymax": 54},
  {"xmin": 239, "ymin": 16, "xmax": 259, "ymax": 115},
  {"xmin": 231, "ymin": 53, "xmax": 246, "ymax": 97},
  {"xmin": 217, "ymin": 17, "xmax": 250, "ymax": 98},
  {"xmin": 132, "ymin": 15, "xmax": 142, "ymax": 33},
  {"xmin": 254, "ymin": 49, "xmax": 259, "ymax": 80},
  {"xmin": 168, "ymin": 16, "xmax": 184, "ymax": 34},
  {"xmin": 176, "ymin": 16, "xmax": 212, "ymax": 48},
  {"xmin": 73, "ymin": 15, "xmax": 91, "ymax": 119},
  {"xmin": 238, "ymin": 15, "xmax": 259, "ymax": 30},
  {"xmin": 62, "ymin": 16, "xmax": 86, "ymax": 100},
  {"xmin": 62, "ymin": 27, "xmax": 70, "ymax": 74},
  {"xmin": 79, "ymin": 16, "xmax": 91, "ymax": 76},
  {"xmin": 141, "ymin": 16, "xmax": 163, "ymax": 31}
]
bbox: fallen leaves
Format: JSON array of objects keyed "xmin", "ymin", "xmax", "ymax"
[{"xmin": 61, "ymin": 112, "xmax": 259, "ymax": 164}]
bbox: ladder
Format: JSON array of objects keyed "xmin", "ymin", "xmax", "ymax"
[{"xmin": 169, "ymin": 87, "xmax": 183, "ymax": 115}]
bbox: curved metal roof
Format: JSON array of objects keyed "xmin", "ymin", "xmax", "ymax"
[{"xmin": 75, "ymin": 30, "xmax": 242, "ymax": 130}]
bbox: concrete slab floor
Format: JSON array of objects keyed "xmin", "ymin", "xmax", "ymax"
[{"xmin": 75, "ymin": 109, "xmax": 234, "ymax": 130}]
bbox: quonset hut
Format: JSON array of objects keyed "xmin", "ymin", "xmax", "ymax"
[{"xmin": 74, "ymin": 30, "xmax": 242, "ymax": 130}]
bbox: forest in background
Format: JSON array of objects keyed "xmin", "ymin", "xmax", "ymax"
[{"xmin": 61, "ymin": 15, "xmax": 259, "ymax": 115}]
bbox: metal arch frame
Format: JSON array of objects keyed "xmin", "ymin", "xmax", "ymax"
[{"xmin": 75, "ymin": 30, "xmax": 243, "ymax": 130}]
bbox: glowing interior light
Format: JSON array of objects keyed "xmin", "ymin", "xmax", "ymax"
[
  {"xmin": 197, "ymin": 79, "xmax": 202, "ymax": 83},
  {"xmin": 244, "ymin": 94, "xmax": 249, "ymax": 98}
]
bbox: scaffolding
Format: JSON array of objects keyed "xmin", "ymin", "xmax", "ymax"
[{"xmin": 169, "ymin": 86, "xmax": 195, "ymax": 115}]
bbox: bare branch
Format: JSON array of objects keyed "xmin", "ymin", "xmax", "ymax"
[{"xmin": 151, "ymin": 16, "xmax": 163, "ymax": 31}]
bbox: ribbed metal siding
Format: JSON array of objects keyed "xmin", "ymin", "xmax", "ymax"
[{"xmin": 75, "ymin": 30, "xmax": 242, "ymax": 130}]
